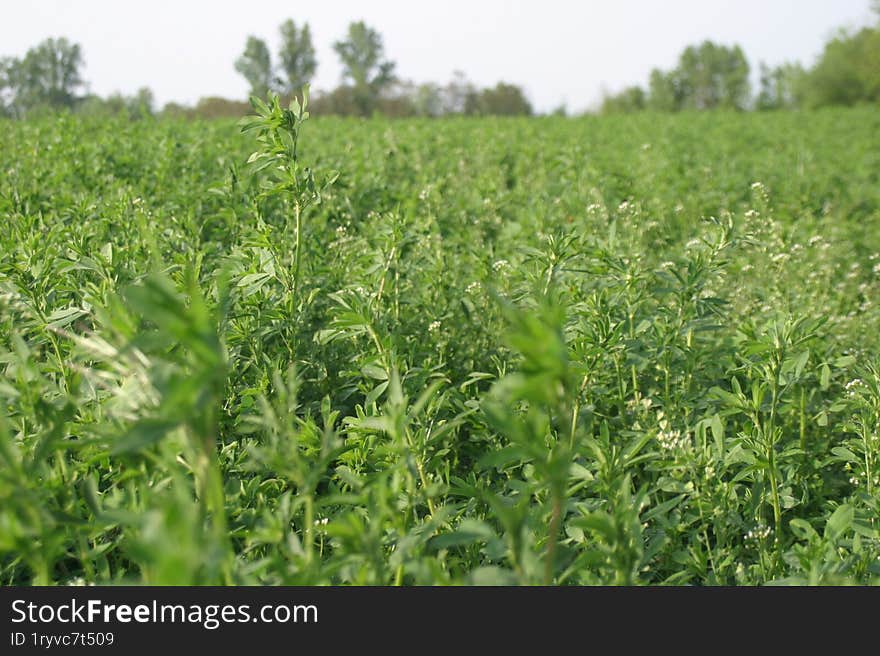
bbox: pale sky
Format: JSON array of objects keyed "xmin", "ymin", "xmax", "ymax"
[{"xmin": 2, "ymin": 0, "xmax": 876, "ymax": 113}]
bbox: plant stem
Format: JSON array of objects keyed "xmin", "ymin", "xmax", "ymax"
[
  {"xmin": 767, "ymin": 443, "xmax": 783, "ymax": 565},
  {"xmin": 304, "ymin": 493, "xmax": 314, "ymax": 565},
  {"xmin": 544, "ymin": 490, "xmax": 562, "ymax": 585},
  {"xmin": 799, "ymin": 386, "xmax": 806, "ymax": 454},
  {"xmin": 292, "ymin": 201, "xmax": 303, "ymax": 302}
]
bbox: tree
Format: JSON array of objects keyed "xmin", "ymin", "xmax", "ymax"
[
  {"xmin": 647, "ymin": 68, "xmax": 681, "ymax": 111},
  {"xmin": 464, "ymin": 83, "xmax": 532, "ymax": 116},
  {"xmin": 235, "ymin": 36, "xmax": 274, "ymax": 99},
  {"xmin": 278, "ymin": 20, "xmax": 317, "ymax": 95},
  {"xmin": 801, "ymin": 26, "xmax": 880, "ymax": 107},
  {"xmin": 676, "ymin": 41, "xmax": 750, "ymax": 110},
  {"xmin": 600, "ymin": 85, "xmax": 646, "ymax": 114},
  {"xmin": 333, "ymin": 21, "xmax": 396, "ymax": 115},
  {"xmin": 3, "ymin": 37, "xmax": 85, "ymax": 116},
  {"xmin": 0, "ymin": 57, "xmax": 15, "ymax": 116},
  {"xmin": 441, "ymin": 70, "xmax": 474, "ymax": 115},
  {"xmin": 77, "ymin": 87, "xmax": 154, "ymax": 120},
  {"xmin": 756, "ymin": 62, "xmax": 806, "ymax": 110},
  {"xmin": 413, "ymin": 82, "xmax": 444, "ymax": 117}
]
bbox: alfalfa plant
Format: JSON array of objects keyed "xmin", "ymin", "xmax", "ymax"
[
  {"xmin": 712, "ymin": 315, "xmax": 824, "ymax": 573},
  {"xmin": 240, "ymin": 87, "xmax": 338, "ymax": 305}
]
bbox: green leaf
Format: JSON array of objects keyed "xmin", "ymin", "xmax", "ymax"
[
  {"xmin": 361, "ymin": 363, "xmax": 388, "ymax": 380},
  {"xmin": 710, "ymin": 414, "xmax": 724, "ymax": 450},
  {"xmin": 430, "ymin": 519, "xmax": 497, "ymax": 549},
  {"xmin": 571, "ymin": 513, "xmax": 616, "ymax": 541},
  {"xmin": 112, "ymin": 419, "xmax": 178, "ymax": 454},
  {"xmin": 824, "ymin": 504, "xmax": 853, "ymax": 541},
  {"xmin": 45, "ymin": 306, "xmax": 87, "ymax": 329},
  {"xmin": 237, "ymin": 272, "xmax": 273, "ymax": 297},
  {"xmin": 478, "ymin": 445, "xmax": 528, "ymax": 470},
  {"xmin": 789, "ymin": 518, "xmax": 818, "ymax": 541},
  {"xmin": 819, "ymin": 363, "xmax": 831, "ymax": 390}
]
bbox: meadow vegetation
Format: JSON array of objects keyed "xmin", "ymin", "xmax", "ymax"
[{"xmin": 1, "ymin": 98, "xmax": 879, "ymax": 584}]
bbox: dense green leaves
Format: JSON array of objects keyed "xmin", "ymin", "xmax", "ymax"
[{"xmin": 1, "ymin": 107, "xmax": 879, "ymax": 585}]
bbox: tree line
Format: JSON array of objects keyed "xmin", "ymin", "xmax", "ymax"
[
  {"xmin": 0, "ymin": 20, "xmax": 533, "ymax": 119},
  {"xmin": 601, "ymin": 7, "xmax": 880, "ymax": 114},
  {"xmin": 231, "ymin": 19, "xmax": 533, "ymax": 117},
  {"xmin": 1, "ymin": 9, "xmax": 878, "ymax": 120}
]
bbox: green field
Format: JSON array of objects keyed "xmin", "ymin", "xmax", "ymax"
[{"xmin": 1, "ymin": 105, "xmax": 879, "ymax": 585}]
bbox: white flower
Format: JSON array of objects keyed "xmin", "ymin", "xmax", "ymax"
[
  {"xmin": 465, "ymin": 281, "xmax": 481, "ymax": 294},
  {"xmin": 745, "ymin": 525, "xmax": 772, "ymax": 541},
  {"xmin": 657, "ymin": 428, "xmax": 687, "ymax": 451},
  {"xmin": 428, "ymin": 320, "xmax": 442, "ymax": 332},
  {"xmin": 845, "ymin": 378, "xmax": 865, "ymax": 397},
  {"xmin": 492, "ymin": 259, "xmax": 509, "ymax": 272}
]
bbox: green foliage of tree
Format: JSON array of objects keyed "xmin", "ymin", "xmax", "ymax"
[
  {"xmin": 77, "ymin": 87, "xmax": 155, "ymax": 120},
  {"xmin": 412, "ymin": 82, "xmax": 444, "ymax": 117},
  {"xmin": 441, "ymin": 70, "xmax": 474, "ymax": 115},
  {"xmin": 191, "ymin": 96, "xmax": 252, "ymax": 119},
  {"xmin": 647, "ymin": 69, "xmax": 681, "ymax": 112},
  {"xmin": 333, "ymin": 21, "xmax": 396, "ymax": 116},
  {"xmin": 0, "ymin": 57, "xmax": 15, "ymax": 117},
  {"xmin": 2, "ymin": 37, "xmax": 84, "ymax": 116},
  {"xmin": 278, "ymin": 20, "xmax": 317, "ymax": 95},
  {"xmin": 677, "ymin": 41, "xmax": 750, "ymax": 110},
  {"xmin": 464, "ymin": 82, "xmax": 532, "ymax": 116},
  {"xmin": 309, "ymin": 84, "xmax": 418, "ymax": 118},
  {"xmin": 600, "ymin": 86, "xmax": 646, "ymax": 115},
  {"xmin": 605, "ymin": 42, "xmax": 750, "ymax": 115},
  {"xmin": 235, "ymin": 36, "xmax": 274, "ymax": 99},
  {"xmin": 756, "ymin": 62, "xmax": 807, "ymax": 110},
  {"xmin": 801, "ymin": 26, "xmax": 880, "ymax": 107}
]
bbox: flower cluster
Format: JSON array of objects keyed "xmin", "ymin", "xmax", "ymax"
[
  {"xmin": 845, "ymin": 378, "xmax": 865, "ymax": 398},
  {"xmin": 655, "ymin": 410, "xmax": 689, "ymax": 451},
  {"xmin": 745, "ymin": 525, "xmax": 772, "ymax": 541}
]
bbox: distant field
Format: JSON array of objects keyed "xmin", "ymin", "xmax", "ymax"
[{"xmin": 1, "ymin": 107, "xmax": 879, "ymax": 584}]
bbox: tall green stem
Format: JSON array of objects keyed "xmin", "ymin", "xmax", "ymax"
[
  {"xmin": 544, "ymin": 490, "xmax": 562, "ymax": 585},
  {"xmin": 292, "ymin": 201, "xmax": 303, "ymax": 302}
]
